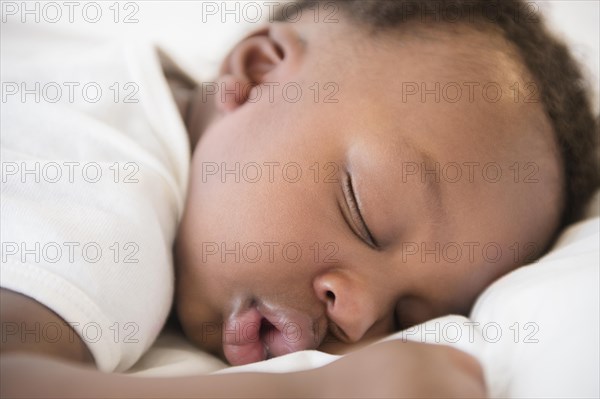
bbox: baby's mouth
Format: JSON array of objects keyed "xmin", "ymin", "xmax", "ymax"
[{"xmin": 222, "ymin": 302, "xmax": 325, "ymax": 366}]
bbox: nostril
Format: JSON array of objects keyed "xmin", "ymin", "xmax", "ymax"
[
  {"xmin": 313, "ymin": 275, "xmax": 339, "ymax": 307},
  {"xmin": 326, "ymin": 290, "xmax": 335, "ymax": 303}
]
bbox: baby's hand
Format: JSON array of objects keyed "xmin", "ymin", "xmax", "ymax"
[{"xmin": 310, "ymin": 340, "xmax": 485, "ymax": 398}]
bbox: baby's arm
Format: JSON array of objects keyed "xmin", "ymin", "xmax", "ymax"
[
  {"xmin": 0, "ymin": 289, "xmax": 485, "ymax": 397},
  {"xmin": 1, "ymin": 335, "xmax": 485, "ymax": 398},
  {"xmin": 0, "ymin": 288, "xmax": 93, "ymax": 365}
]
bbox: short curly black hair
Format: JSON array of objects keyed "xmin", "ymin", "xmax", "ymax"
[{"xmin": 277, "ymin": 0, "xmax": 599, "ymax": 228}]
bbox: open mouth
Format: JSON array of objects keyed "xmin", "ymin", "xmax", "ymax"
[
  {"xmin": 222, "ymin": 302, "xmax": 322, "ymax": 366},
  {"xmin": 259, "ymin": 317, "xmax": 277, "ymax": 356}
]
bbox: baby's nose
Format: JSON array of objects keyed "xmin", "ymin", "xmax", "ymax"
[{"xmin": 313, "ymin": 272, "xmax": 382, "ymax": 343}]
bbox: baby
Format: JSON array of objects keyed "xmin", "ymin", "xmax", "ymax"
[
  {"xmin": 173, "ymin": 0, "xmax": 598, "ymax": 366},
  {"xmin": 1, "ymin": 0, "xmax": 598, "ymax": 397}
]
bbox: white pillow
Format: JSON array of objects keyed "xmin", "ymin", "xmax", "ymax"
[{"xmin": 469, "ymin": 212, "xmax": 599, "ymax": 398}]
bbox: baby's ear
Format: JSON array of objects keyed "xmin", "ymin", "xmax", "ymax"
[{"xmin": 216, "ymin": 27, "xmax": 289, "ymax": 113}]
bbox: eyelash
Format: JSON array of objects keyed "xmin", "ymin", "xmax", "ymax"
[{"xmin": 343, "ymin": 174, "xmax": 378, "ymax": 249}]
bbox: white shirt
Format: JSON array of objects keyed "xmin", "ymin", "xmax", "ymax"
[{"xmin": 1, "ymin": 24, "xmax": 190, "ymax": 372}]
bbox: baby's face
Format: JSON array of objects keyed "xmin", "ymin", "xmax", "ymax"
[{"xmin": 175, "ymin": 20, "xmax": 563, "ymax": 365}]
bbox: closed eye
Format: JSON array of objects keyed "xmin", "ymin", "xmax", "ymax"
[{"xmin": 341, "ymin": 172, "xmax": 379, "ymax": 249}]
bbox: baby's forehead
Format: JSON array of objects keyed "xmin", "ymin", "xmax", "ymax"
[
  {"xmin": 319, "ymin": 23, "xmax": 562, "ymax": 210},
  {"xmin": 397, "ymin": 23, "xmax": 526, "ymax": 79}
]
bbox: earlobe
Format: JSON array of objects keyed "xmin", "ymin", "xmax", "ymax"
[{"xmin": 216, "ymin": 28, "xmax": 285, "ymax": 113}]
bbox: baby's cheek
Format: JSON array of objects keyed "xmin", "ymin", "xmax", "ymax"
[
  {"xmin": 394, "ymin": 295, "xmax": 441, "ymax": 330},
  {"xmin": 175, "ymin": 270, "xmax": 225, "ymax": 353}
]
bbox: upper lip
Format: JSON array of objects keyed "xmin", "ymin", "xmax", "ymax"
[
  {"xmin": 222, "ymin": 299, "xmax": 328, "ymax": 365},
  {"xmin": 259, "ymin": 301, "xmax": 327, "ymax": 355}
]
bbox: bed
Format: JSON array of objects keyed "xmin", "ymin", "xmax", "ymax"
[{"xmin": 1, "ymin": 1, "xmax": 598, "ymax": 397}]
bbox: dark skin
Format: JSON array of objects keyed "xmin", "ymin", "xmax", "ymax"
[
  {"xmin": 175, "ymin": 19, "xmax": 563, "ymax": 365},
  {"xmin": 0, "ymin": 289, "xmax": 93, "ymax": 364},
  {"xmin": 1, "ymin": 14, "xmax": 563, "ymax": 398}
]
